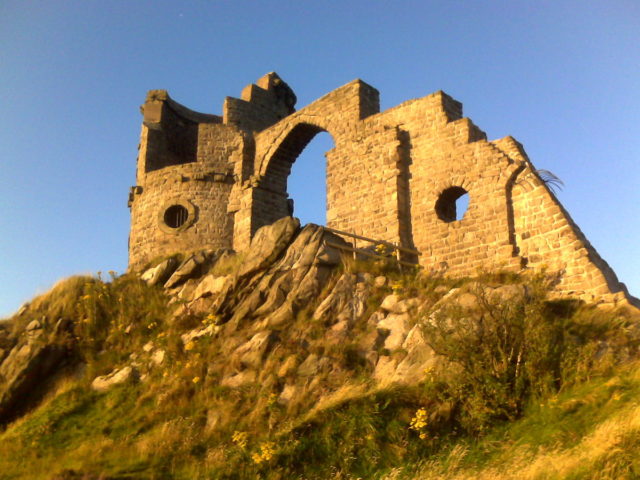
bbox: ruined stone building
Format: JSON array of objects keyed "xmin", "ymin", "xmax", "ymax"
[{"xmin": 128, "ymin": 72, "xmax": 636, "ymax": 307}]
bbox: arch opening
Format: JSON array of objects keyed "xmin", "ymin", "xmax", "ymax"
[
  {"xmin": 435, "ymin": 186, "xmax": 469, "ymax": 222},
  {"xmin": 260, "ymin": 123, "xmax": 335, "ymax": 227},
  {"xmin": 288, "ymin": 131, "xmax": 334, "ymax": 225}
]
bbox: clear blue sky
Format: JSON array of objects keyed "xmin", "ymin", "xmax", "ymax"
[{"xmin": 1, "ymin": 1, "xmax": 638, "ymax": 317}]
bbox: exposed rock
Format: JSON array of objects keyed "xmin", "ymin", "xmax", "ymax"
[
  {"xmin": 234, "ymin": 331, "xmax": 275, "ymax": 369},
  {"xmin": 0, "ymin": 332, "xmax": 68, "ymax": 424},
  {"xmin": 192, "ymin": 274, "xmax": 230, "ymax": 300},
  {"xmin": 164, "ymin": 250, "xmax": 212, "ymax": 289},
  {"xmin": 312, "ymin": 270, "xmax": 369, "ymax": 325},
  {"xmin": 373, "ymin": 356, "xmax": 399, "ymax": 385},
  {"xmin": 372, "ymin": 324, "xmax": 439, "ymax": 386},
  {"xmin": 374, "ymin": 276, "xmax": 387, "ymax": 288},
  {"xmin": 313, "ymin": 273, "xmax": 356, "ymax": 322},
  {"xmin": 91, "ymin": 366, "xmax": 137, "ymax": 392},
  {"xmin": 434, "ymin": 285, "xmax": 452, "ymax": 295},
  {"xmin": 151, "ymin": 349, "xmax": 165, "ymax": 366},
  {"xmin": 277, "ymin": 355, "xmax": 298, "ymax": 378},
  {"xmin": 25, "ymin": 319, "xmax": 42, "ymax": 332},
  {"xmin": 328, "ymin": 320, "xmax": 350, "ymax": 344},
  {"xmin": 380, "ymin": 295, "xmax": 419, "ymax": 314},
  {"xmin": 368, "ymin": 311, "xmax": 385, "ymax": 326},
  {"xmin": 380, "ymin": 294, "xmax": 400, "ymax": 313},
  {"xmin": 216, "ymin": 223, "xmax": 348, "ymax": 329},
  {"xmin": 238, "ymin": 217, "xmax": 300, "ymax": 279},
  {"xmin": 16, "ymin": 303, "xmax": 29, "ymax": 317},
  {"xmin": 432, "ymin": 283, "xmax": 526, "ymax": 315},
  {"xmin": 142, "ymin": 341, "xmax": 154, "ymax": 352},
  {"xmin": 278, "ymin": 383, "xmax": 298, "ymax": 405},
  {"xmin": 181, "ymin": 324, "xmax": 217, "ymax": 345},
  {"xmin": 298, "ymin": 354, "xmax": 321, "ymax": 377},
  {"xmin": 393, "ymin": 325, "xmax": 437, "ymax": 384},
  {"xmin": 176, "ymin": 278, "xmax": 200, "ymax": 301},
  {"xmin": 378, "ymin": 313, "xmax": 411, "ymax": 350},
  {"xmin": 221, "ymin": 370, "xmax": 256, "ymax": 388},
  {"xmin": 141, "ymin": 257, "xmax": 178, "ymax": 286}
]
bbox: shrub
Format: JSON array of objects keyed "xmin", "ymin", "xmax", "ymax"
[{"xmin": 421, "ymin": 274, "xmax": 639, "ymax": 435}]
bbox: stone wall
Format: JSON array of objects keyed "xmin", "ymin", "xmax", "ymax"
[
  {"xmin": 128, "ymin": 92, "xmax": 244, "ymax": 268},
  {"xmin": 128, "ymin": 73, "xmax": 637, "ymax": 307}
]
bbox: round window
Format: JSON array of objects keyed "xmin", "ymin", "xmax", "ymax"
[
  {"xmin": 435, "ymin": 186, "xmax": 469, "ymax": 222},
  {"xmin": 164, "ymin": 205, "xmax": 189, "ymax": 228},
  {"xmin": 157, "ymin": 199, "xmax": 196, "ymax": 234}
]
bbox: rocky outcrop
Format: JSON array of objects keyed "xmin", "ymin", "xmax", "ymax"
[
  {"xmin": 151, "ymin": 218, "xmax": 452, "ymax": 398},
  {"xmin": 141, "ymin": 257, "xmax": 178, "ymax": 286},
  {"xmin": 0, "ymin": 319, "xmax": 71, "ymax": 424},
  {"xmin": 8, "ymin": 216, "xmax": 619, "ymax": 433},
  {"xmin": 206, "ymin": 218, "xmax": 349, "ymax": 329}
]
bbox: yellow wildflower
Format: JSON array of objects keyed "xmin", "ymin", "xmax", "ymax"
[
  {"xmin": 232, "ymin": 431, "xmax": 249, "ymax": 449},
  {"xmin": 375, "ymin": 244, "xmax": 388, "ymax": 255},
  {"xmin": 252, "ymin": 441, "xmax": 276, "ymax": 464},
  {"xmin": 410, "ymin": 407, "xmax": 428, "ymax": 437},
  {"xmin": 203, "ymin": 313, "xmax": 219, "ymax": 326}
]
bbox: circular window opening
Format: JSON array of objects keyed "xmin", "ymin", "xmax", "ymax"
[
  {"xmin": 164, "ymin": 205, "xmax": 189, "ymax": 229},
  {"xmin": 435, "ymin": 186, "xmax": 469, "ymax": 222}
]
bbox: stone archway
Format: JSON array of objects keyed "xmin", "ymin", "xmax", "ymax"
[
  {"xmin": 251, "ymin": 122, "xmax": 336, "ymax": 231},
  {"xmin": 230, "ymin": 79, "xmax": 381, "ymax": 250}
]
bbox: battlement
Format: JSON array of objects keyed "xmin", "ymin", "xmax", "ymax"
[
  {"xmin": 223, "ymin": 72, "xmax": 297, "ymax": 132},
  {"xmin": 128, "ymin": 73, "xmax": 638, "ymax": 308}
]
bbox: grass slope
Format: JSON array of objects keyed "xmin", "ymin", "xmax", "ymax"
[{"xmin": 0, "ymin": 268, "xmax": 638, "ymax": 479}]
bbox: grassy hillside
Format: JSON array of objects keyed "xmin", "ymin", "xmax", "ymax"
[{"xmin": 0, "ymin": 260, "xmax": 638, "ymax": 479}]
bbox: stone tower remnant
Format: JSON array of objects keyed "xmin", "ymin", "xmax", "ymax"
[{"xmin": 128, "ymin": 72, "xmax": 636, "ymax": 307}]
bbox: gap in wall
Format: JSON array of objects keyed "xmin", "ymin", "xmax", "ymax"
[{"xmin": 287, "ymin": 132, "xmax": 334, "ymax": 226}]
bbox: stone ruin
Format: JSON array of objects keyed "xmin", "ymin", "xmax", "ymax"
[{"xmin": 128, "ymin": 72, "xmax": 637, "ymax": 307}]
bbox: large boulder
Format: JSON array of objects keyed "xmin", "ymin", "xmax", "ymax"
[
  {"xmin": 164, "ymin": 250, "xmax": 212, "ymax": 289},
  {"xmin": 91, "ymin": 366, "xmax": 137, "ymax": 392},
  {"xmin": 313, "ymin": 273, "xmax": 369, "ymax": 325},
  {"xmin": 233, "ymin": 331, "xmax": 275, "ymax": 369},
  {"xmin": 214, "ymin": 222, "xmax": 348, "ymax": 329},
  {"xmin": 192, "ymin": 274, "xmax": 230, "ymax": 300},
  {"xmin": 392, "ymin": 325, "xmax": 438, "ymax": 385},
  {"xmin": 237, "ymin": 216, "xmax": 300, "ymax": 279},
  {"xmin": 141, "ymin": 257, "xmax": 179, "ymax": 286},
  {"xmin": 0, "ymin": 327, "xmax": 68, "ymax": 423},
  {"xmin": 378, "ymin": 313, "xmax": 412, "ymax": 350}
]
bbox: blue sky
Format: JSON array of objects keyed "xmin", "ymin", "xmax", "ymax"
[{"xmin": 1, "ymin": 1, "xmax": 638, "ymax": 317}]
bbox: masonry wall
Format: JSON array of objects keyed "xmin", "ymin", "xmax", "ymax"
[
  {"xmin": 128, "ymin": 121, "xmax": 243, "ymax": 269},
  {"xmin": 229, "ymin": 79, "xmax": 383, "ymax": 250},
  {"xmin": 510, "ymin": 167, "xmax": 630, "ymax": 304},
  {"xmin": 128, "ymin": 74, "xmax": 637, "ymax": 307}
]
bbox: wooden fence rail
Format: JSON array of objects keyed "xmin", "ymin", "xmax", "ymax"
[{"xmin": 323, "ymin": 227, "xmax": 421, "ymax": 270}]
